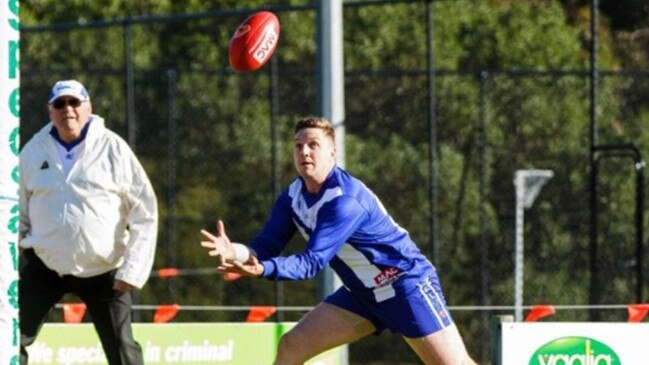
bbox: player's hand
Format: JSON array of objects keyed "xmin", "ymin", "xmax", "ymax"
[
  {"xmin": 200, "ymin": 220, "xmax": 235, "ymax": 265},
  {"xmin": 218, "ymin": 256, "xmax": 264, "ymax": 277}
]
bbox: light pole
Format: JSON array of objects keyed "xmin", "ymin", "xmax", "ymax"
[{"xmin": 514, "ymin": 169, "xmax": 554, "ymax": 321}]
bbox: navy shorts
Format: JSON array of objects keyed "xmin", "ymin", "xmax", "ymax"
[{"xmin": 324, "ymin": 274, "xmax": 454, "ymax": 338}]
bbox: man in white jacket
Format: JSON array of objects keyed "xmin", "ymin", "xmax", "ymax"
[{"xmin": 19, "ymin": 80, "xmax": 158, "ymax": 365}]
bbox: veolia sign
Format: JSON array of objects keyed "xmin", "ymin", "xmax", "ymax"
[
  {"xmin": 501, "ymin": 322, "xmax": 649, "ymax": 364},
  {"xmin": 529, "ymin": 336, "xmax": 621, "ymax": 365}
]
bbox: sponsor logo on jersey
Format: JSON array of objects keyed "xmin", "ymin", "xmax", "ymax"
[{"xmin": 374, "ymin": 267, "xmax": 402, "ymax": 287}]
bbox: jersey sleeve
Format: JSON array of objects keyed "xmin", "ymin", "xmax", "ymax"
[
  {"xmin": 260, "ymin": 195, "xmax": 367, "ymax": 281},
  {"xmin": 115, "ymin": 143, "xmax": 159, "ymax": 289},
  {"xmin": 18, "ymin": 145, "xmax": 33, "ymax": 242},
  {"xmin": 249, "ymin": 191, "xmax": 297, "ymax": 260}
]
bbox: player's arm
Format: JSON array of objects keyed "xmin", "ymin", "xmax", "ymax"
[
  {"xmin": 248, "ymin": 191, "xmax": 297, "ymax": 259},
  {"xmin": 201, "ymin": 191, "xmax": 295, "ymax": 263},
  {"xmin": 202, "ymin": 196, "xmax": 297, "ymax": 277},
  {"xmin": 260, "ymin": 196, "xmax": 367, "ymax": 281}
]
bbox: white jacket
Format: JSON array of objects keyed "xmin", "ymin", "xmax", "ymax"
[{"xmin": 19, "ymin": 116, "xmax": 158, "ymax": 289}]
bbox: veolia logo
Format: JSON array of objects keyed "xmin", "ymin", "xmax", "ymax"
[{"xmin": 530, "ymin": 337, "xmax": 621, "ymax": 365}]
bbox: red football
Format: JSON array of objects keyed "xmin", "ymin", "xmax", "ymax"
[{"xmin": 228, "ymin": 11, "xmax": 280, "ymax": 72}]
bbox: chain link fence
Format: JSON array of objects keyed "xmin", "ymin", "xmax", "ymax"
[{"xmin": 19, "ymin": 1, "xmax": 649, "ymax": 363}]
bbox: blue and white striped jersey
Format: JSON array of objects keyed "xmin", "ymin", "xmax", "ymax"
[{"xmin": 249, "ymin": 166, "xmax": 436, "ymax": 303}]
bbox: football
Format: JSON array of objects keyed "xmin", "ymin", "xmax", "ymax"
[{"xmin": 228, "ymin": 11, "xmax": 280, "ymax": 72}]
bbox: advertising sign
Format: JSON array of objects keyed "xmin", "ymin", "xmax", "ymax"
[
  {"xmin": 26, "ymin": 323, "xmax": 343, "ymax": 365},
  {"xmin": 0, "ymin": 0, "xmax": 21, "ymax": 364},
  {"xmin": 501, "ymin": 322, "xmax": 649, "ymax": 364}
]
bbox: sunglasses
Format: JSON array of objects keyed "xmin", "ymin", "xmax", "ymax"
[{"xmin": 51, "ymin": 98, "xmax": 84, "ymax": 110}]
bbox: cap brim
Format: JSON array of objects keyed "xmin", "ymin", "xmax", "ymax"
[{"xmin": 48, "ymin": 92, "xmax": 89, "ymax": 103}]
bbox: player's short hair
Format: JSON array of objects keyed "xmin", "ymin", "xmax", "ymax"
[{"xmin": 295, "ymin": 117, "xmax": 335, "ymax": 141}]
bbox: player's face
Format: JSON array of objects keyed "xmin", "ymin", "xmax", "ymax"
[
  {"xmin": 294, "ymin": 127, "xmax": 336, "ymax": 191},
  {"xmin": 48, "ymin": 97, "xmax": 92, "ymax": 143}
]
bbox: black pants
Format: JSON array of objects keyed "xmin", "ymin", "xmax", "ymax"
[{"xmin": 19, "ymin": 249, "xmax": 143, "ymax": 365}]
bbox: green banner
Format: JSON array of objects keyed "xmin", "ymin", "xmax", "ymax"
[
  {"xmin": 1, "ymin": 0, "xmax": 20, "ymax": 364},
  {"xmin": 26, "ymin": 323, "xmax": 344, "ymax": 365}
]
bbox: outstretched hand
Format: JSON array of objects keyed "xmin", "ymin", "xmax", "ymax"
[
  {"xmin": 200, "ymin": 220, "xmax": 235, "ymax": 265},
  {"xmin": 217, "ymin": 255, "xmax": 265, "ymax": 277},
  {"xmin": 200, "ymin": 220, "xmax": 265, "ymax": 277}
]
